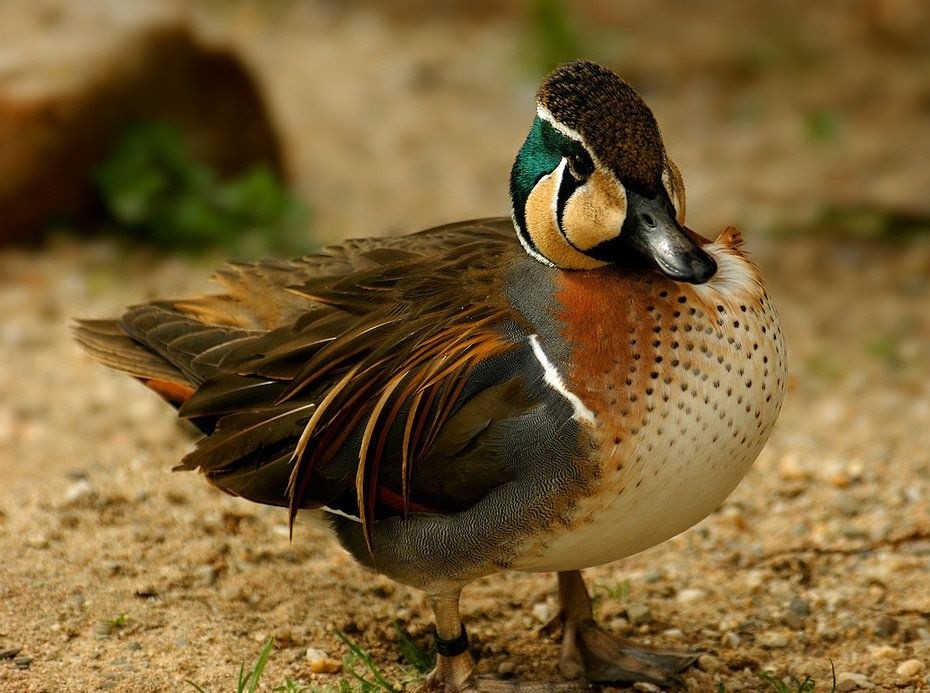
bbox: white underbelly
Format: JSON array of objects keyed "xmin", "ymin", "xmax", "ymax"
[{"xmin": 517, "ymin": 427, "xmax": 768, "ymax": 572}]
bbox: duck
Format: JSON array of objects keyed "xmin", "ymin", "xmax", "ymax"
[{"xmin": 74, "ymin": 60, "xmax": 787, "ymax": 692}]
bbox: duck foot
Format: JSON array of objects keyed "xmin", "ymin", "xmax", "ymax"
[
  {"xmin": 420, "ymin": 667, "xmax": 593, "ymax": 693},
  {"xmin": 554, "ymin": 570, "xmax": 699, "ymax": 689},
  {"xmin": 423, "ymin": 591, "xmax": 594, "ymax": 693}
]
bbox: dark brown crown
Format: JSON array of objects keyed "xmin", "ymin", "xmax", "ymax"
[{"xmin": 537, "ymin": 61, "xmax": 665, "ymax": 194}]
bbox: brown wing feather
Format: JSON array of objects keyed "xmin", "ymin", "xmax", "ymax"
[{"xmin": 75, "ymin": 219, "xmax": 525, "ymax": 552}]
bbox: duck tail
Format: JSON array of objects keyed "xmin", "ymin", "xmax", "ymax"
[{"xmin": 71, "ymin": 318, "xmax": 195, "ymax": 409}]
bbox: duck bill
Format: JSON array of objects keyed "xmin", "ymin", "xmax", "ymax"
[{"xmin": 620, "ymin": 190, "xmax": 717, "ymax": 284}]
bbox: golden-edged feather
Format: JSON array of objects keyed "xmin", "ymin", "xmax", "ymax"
[{"xmin": 74, "ymin": 220, "xmax": 526, "ymax": 553}]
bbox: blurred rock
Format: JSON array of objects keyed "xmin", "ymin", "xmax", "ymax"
[{"xmin": 0, "ymin": 0, "xmax": 284, "ymax": 244}]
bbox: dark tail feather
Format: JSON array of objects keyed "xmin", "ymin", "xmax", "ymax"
[
  {"xmin": 72, "ymin": 319, "xmax": 187, "ymax": 383},
  {"xmin": 72, "ymin": 319, "xmax": 195, "ymax": 408}
]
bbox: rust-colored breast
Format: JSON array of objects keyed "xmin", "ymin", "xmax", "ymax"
[
  {"xmin": 517, "ymin": 233, "xmax": 787, "ymax": 571},
  {"xmin": 553, "ymin": 233, "xmax": 786, "ymax": 473}
]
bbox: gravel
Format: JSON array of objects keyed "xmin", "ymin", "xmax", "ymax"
[{"xmin": 1, "ymin": 2, "xmax": 929, "ymax": 692}]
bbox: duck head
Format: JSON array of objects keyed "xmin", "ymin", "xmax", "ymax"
[{"xmin": 510, "ymin": 60, "xmax": 716, "ymax": 284}]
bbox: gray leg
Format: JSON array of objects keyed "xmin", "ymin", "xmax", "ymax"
[{"xmin": 422, "ymin": 590, "xmax": 592, "ymax": 693}]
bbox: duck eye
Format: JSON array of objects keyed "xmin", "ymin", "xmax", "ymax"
[{"xmin": 566, "ymin": 149, "xmax": 594, "ymax": 180}]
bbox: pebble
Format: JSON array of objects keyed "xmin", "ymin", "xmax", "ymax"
[
  {"xmin": 870, "ymin": 644, "xmax": 898, "ymax": 660},
  {"xmin": 531, "ymin": 602, "xmax": 550, "ymax": 623},
  {"xmin": 625, "ymin": 603, "xmax": 652, "ymax": 625},
  {"xmin": 836, "ymin": 671, "xmax": 874, "ymax": 690},
  {"xmin": 642, "ymin": 569, "xmax": 664, "ymax": 584},
  {"xmin": 306, "ymin": 647, "xmax": 341, "ymax": 674},
  {"xmin": 697, "ymin": 654, "xmax": 722, "ymax": 672},
  {"xmin": 26, "ymin": 534, "xmax": 49, "ymax": 549},
  {"xmin": 14, "ymin": 656, "xmax": 32, "ymax": 669},
  {"xmin": 896, "ymin": 659, "xmax": 925, "ymax": 678},
  {"xmin": 63, "ymin": 478, "xmax": 95, "ymax": 504},
  {"xmin": 874, "ymin": 615, "xmax": 899, "ymax": 638},
  {"xmin": 721, "ymin": 630, "xmax": 741, "ymax": 647},
  {"xmin": 759, "ymin": 631, "xmax": 789, "ymax": 648},
  {"xmin": 788, "ymin": 596, "xmax": 810, "ymax": 617},
  {"xmin": 0, "ymin": 647, "xmax": 22, "ymax": 659},
  {"xmin": 193, "ymin": 565, "xmax": 217, "ymax": 587},
  {"xmin": 661, "ymin": 628, "xmax": 683, "ymax": 640},
  {"xmin": 676, "ymin": 588, "xmax": 707, "ymax": 604},
  {"xmin": 497, "ymin": 660, "xmax": 515, "ymax": 676}
]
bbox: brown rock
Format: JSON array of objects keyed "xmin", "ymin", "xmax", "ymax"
[{"xmin": 0, "ymin": 1, "xmax": 284, "ymax": 244}]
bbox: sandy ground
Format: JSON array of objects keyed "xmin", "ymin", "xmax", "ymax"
[{"xmin": 1, "ymin": 2, "xmax": 930, "ymax": 692}]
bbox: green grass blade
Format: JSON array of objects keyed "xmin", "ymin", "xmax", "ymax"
[{"xmin": 392, "ymin": 620, "xmax": 435, "ymax": 674}]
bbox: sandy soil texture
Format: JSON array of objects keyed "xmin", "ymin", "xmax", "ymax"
[{"xmin": 1, "ymin": 2, "xmax": 929, "ymax": 692}]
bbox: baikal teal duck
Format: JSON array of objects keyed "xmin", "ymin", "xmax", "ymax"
[{"xmin": 75, "ymin": 61, "xmax": 787, "ymax": 691}]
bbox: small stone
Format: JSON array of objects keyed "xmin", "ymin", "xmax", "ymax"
[
  {"xmin": 778, "ymin": 453, "xmax": 809, "ymax": 481},
  {"xmin": 193, "ymin": 565, "xmax": 217, "ymax": 587},
  {"xmin": 632, "ymin": 683, "xmax": 662, "ymax": 692},
  {"xmin": 874, "ymin": 615, "xmax": 899, "ymax": 638},
  {"xmin": 642, "ymin": 569, "xmax": 664, "ymax": 584},
  {"xmin": 896, "ymin": 659, "xmax": 925, "ymax": 678},
  {"xmin": 759, "ymin": 631, "xmax": 789, "ymax": 648},
  {"xmin": 101, "ymin": 560, "xmax": 121, "ymax": 575},
  {"xmin": 306, "ymin": 647, "xmax": 341, "ymax": 674},
  {"xmin": 531, "ymin": 602, "xmax": 551, "ymax": 623},
  {"xmin": 836, "ymin": 671, "xmax": 874, "ymax": 689},
  {"xmin": 721, "ymin": 630, "xmax": 741, "ymax": 647},
  {"xmin": 870, "ymin": 644, "xmax": 898, "ymax": 660},
  {"xmin": 134, "ymin": 585, "xmax": 158, "ymax": 598},
  {"xmin": 0, "ymin": 647, "xmax": 22, "ymax": 659},
  {"xmin": 625, "ymin": 603, "xmax": 652, "ymax": 625},
  {"xmin": 833, "ymin": 495, "xmax": 861, "ymax": 517},
  {"xmin": 63, "ymin": 478, "xmax": 95, "ymax": 504},
  {"xmin": 14, "ymin": 656, "xmax": 33, "ymax": 669},
  {"xmin": 26, "ymin": 534, "xmax": 49, "ymax": 549},
  {"xmin": 127, "ymin": 642, "xmax": 143, "ymax": 652},
  {"xmin": 676, "ymin": 588, "xmax": 707, "ymax": 604},
  {"xmin": 497, "ymin": 660, "xmax": 515, "ymax": 676},
  {"xmin": 782, "ymin": 611, "xmax": 804, "ymax": 630},
  {"xmin": 662, "ymin": 628, "xmax": 684, "ymax": 640},
  {"xmin": 841, "ymin": 525, "xmax": 868, "ymax": 539},
  {"xmin": 788, "ymin": 596, "xmax": 810, "ymax": 617},
  {"xmin": 94, "ymin": 621, "xmax": 114, "ymax": 639},
  {"xmin": 697, "ymin": 654, "xmax": 722, "ymax": 672}
]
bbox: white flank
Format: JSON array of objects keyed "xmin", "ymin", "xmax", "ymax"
[{"xmin": 528, "ymin": 334, "xmax": 595, "ymax": 424}]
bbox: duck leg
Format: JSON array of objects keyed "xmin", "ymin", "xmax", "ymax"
[
  {"xmin": 553, "ymin": 570, "xmax": 698, "ymax": 689},
  {"xmin": 424, "ymin": 591, "xmax": 591, "ymax": 693}
]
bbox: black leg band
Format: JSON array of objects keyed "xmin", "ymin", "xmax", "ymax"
[{"xmin": 435, "ymin": 625, "xmax": 469, "ymax": 657}]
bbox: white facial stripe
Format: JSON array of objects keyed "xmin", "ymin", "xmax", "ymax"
[
  {"xmin": 529, "ymin": 334, "xmax": 595, "ymax": 424},
  {"xmin": 511, "ymin": 205, "xmax": 556, "ymax": 267},
  {"xmin": 536, "ymin": 104, "xmax": 583, "ymax": 141},
  {"xmin": 536, "ymin": 104, "xmax": 610, "ymax": 175}
]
